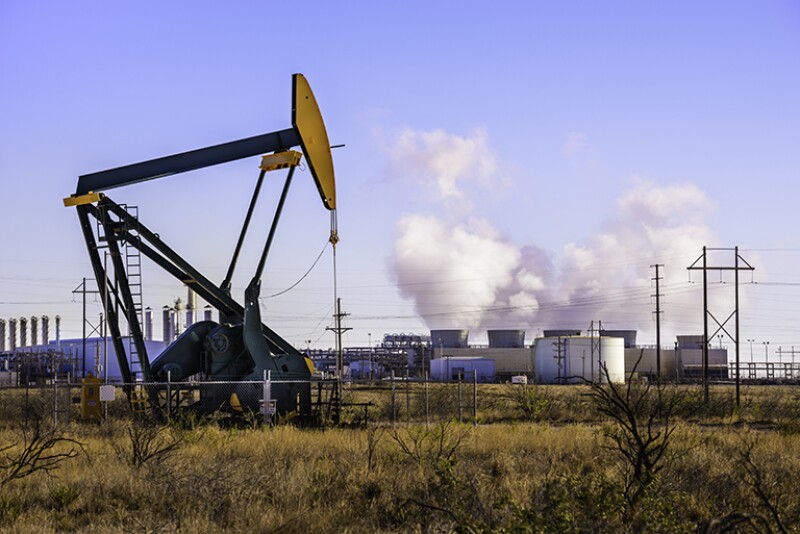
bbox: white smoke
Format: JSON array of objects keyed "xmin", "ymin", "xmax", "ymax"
[
  {"xmin": 550, "ymin": 180, "xmax": 719, "ymax": 338},
  {"xmin": 387, "ymin": 128, "xmax": 724, "ymax": 342},
  {"xmin": 387, "ymin": 128, "xmax": 553, "ymax": 330},
  {"xmin": 387, "ymin": 128, "xmax": 497, "ymax": 201},
  {"xmin": 391, "ymin": 214, "xmax": 553, "ymax": 329}
]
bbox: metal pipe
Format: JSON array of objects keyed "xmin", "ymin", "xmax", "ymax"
[
  {"xmin": 222, "ymin": 169, "xmax": 267, "ymax": 292},
  {"xmin": 253, "ymin": 165, "xmax": 297, "ymax": 283}
]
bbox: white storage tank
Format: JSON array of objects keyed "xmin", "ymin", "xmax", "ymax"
[{"xmin": 534, "ymin": 336, "xmax": 625, "ymax": 384}]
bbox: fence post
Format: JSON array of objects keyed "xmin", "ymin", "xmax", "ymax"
[
  {"xmin": 390, "ymin": 370, "xmax": 396, "ymax": 426},
  {"xmin": 473, "ymin": 369, "xmax": 477, "ymax": 426},
  {"xmin": 66, "ymin": 372, "xmax": 71, "ymax": 424},
  {"xmin": 405, "ymin": 368, "xmax": 410, "ymax": 424},
  {"xmin": 425, "ymin": 370, "xmax": 429, "ymax": 429},
  {"xmin": 53, "ymin": 367, "xmax": 58, "ymax": 429},
  {"xmin": 166, "ymin": 370, "xmax": 172, "ymax": 420},
  {"xmin": 263, "ymin": 370, "xmax": 272, "ymax": 426},
  {"xmin": 457, "ymin": 375, "xmax": 462, "ymax": 423}
]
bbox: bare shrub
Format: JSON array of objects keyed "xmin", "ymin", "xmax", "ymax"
[
  {"xmin": 586, "ymin": 359, "xmax": 684, "ymax": 514},
  {"xmin": 736, "ymin": 433, "xmax": 789, "ymax": 534},
  {"xmin": 112, "ymin": 420, "xmax": 184, "ymax": 469},
  {"xmin": 505, "ymin": 382, "xmax": 549, "ymax": 421},
  {"xmin": 390, "ymin": 420, "xmax": 470, "ymax": 468},
  {"xmin": 365, "ymin": 423, "xmax": 385, "ymax": 472},
  {"xmin": 0, "ymin": 418, "xmax": 83, "ymax": 488}
]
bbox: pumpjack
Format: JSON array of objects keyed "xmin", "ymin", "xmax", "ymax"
[{"xmin": 64, "ymin": 74, "xmax": 336, "ymax": 420}]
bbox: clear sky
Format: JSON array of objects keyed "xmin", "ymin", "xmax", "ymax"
[{"xmin": 1, "ymin": 1, "xmax": 799, "ymax": 359}]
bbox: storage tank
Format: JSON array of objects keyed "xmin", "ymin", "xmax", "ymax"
[
  {"xmin": 430, "ymin": 329, "xmax": 469, "ymax": 348},
  {"xmin": 488, "ymin": 329, "xmax": 526, "ymax": 348},
  {"xmin": 601, "ymin": 330, "xmax": 637, "ymax": 348},
  {"xmin": 543, "ymin": 329, "xmax": 581, "ymax": 338},
  {"xmin": 534, "ymin": 336, "xmax": 625, "ymax": 384}
]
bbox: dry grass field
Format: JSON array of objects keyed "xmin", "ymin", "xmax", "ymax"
[{"xmin": 0, "ymin": 382, "xmax": 799, "ymax": 532}]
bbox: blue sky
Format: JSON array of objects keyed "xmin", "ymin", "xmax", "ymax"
[{"xmin": 1, "ymin": 2, "xmax": 799, "ymax": 357}]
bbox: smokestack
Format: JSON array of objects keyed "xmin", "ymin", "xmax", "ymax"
[
  {"xmin": 9, "ymin": 318, "xmax": 17, "ymax": 350},
  {"xmin": 144, "ymin": 307, "xmax": 153, "ymax": 341},
  {"xmin": 204, "ymin": 305, "xmax": 212, "ymax": 322},
  {"xmin": 0, "ymin": 319, "xmax": 5, "ymax": 352},
  {"xmin": 19, "ymin": 317, "xmax": 27, "ymax": 347},
  {"xmin": 186, "ymin": 288, "xmax": 197, "ymax": 328},
  {"xmin": 162, "ymin": 306, "xmax": 176, "ymax": 343},
  {"xmin": 30, "ymin": 316, "xmax": 38, "ymax": 346},
  {"xmin": 55, "ymin": 315, "xmax": 61, "ymax": 347},
  {"xmin": 41, "ymin": 315, "xmax": 49, "ymax": 345},
  {"xmin": 162, "ymin": 306, "xmax": 170, "ymax": 343}
]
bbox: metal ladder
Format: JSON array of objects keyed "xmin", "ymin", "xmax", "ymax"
[{"xmin": 121, "ymin": 204, "xmax": 145, "ymax": 382}]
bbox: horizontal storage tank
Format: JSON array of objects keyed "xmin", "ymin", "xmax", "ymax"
[
  {"xmin": 488, "ymin": 330, "xmax": 526, "ymax": 348},
  {"xmin": 534, "ymin": 336, "xmax": 625, "ymax": 384},
  {"xmin": 601, "ymin": 330, "xmax": 638, "ymax": 349},
  {"xmin": 430, "ymin": 329, "xmax": 469, "ymax": 348},
  {"xmin": 543, "ymin": 329, "xmax": 581, "ymax": 338}
]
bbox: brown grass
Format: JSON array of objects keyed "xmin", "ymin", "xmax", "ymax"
[{"xmin": 0, "ymin": 384, "xmax": 798, "ymax": 531}]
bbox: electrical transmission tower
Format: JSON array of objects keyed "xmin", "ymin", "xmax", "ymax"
[
  {"xmin": 652, "ymin": 264, "xmax": 664, "ymax": 381},
  {"xmin": 687, "ymin": 246, "xmax": 754, "ymax": 406}
]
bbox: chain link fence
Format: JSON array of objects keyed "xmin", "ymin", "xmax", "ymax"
[{"xmin": 0, "ymin": 373, "xmax": 491, "ymax": 426}]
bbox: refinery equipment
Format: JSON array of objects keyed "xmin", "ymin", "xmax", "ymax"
[{"xmin": 63, "ymin": 74, "xmax": 336, "ymax": 419}]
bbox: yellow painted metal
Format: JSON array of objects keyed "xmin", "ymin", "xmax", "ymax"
[
  {"xmin": 230, "ymin": 392, "xmax": 244, "ymax": 412},
  {"xmin": 293, "ymin": 74, "xmax": 336, "ymax": 210},
  {"xmin": 63, "ymin": 192, "xmax": 102, "ymax": 207},
  {"xmin": 259, "ymin": 150, "xmax": 302, "ymax": 172},
  {"xmin": 80, "ymin": 373, "xmax": 103, "ymax": 420},
  {"xmin": 304, "ymin": 356, "xmax": 315, "ymax": 375}
]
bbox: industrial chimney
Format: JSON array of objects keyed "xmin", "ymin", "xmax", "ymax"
[
  {"xmin": 41, "ymin": 315, "xmax": 49, "ymax": 345},
  {"xmin": 55, "ymin": 315, "xmax": 61, "ymax": 347},
  {"xmin": 9, "ymin": 318, "xmax": 17, "ymax": 350},
  {"xmin": 19, "ymin": 317, "xmax": 27, "ymax": 347},
  {"xmin": 0, "ymin": 319, "xmax": 5, "ymax": 351},
  {"xmin": 204, "ymin": 305, "xmax": 212, "ymax": 322},
  {"xmin": 186, "ymin": 288, "xmax": 197, "ymax": 328},
  {"xmin": 144, "ymin": 307, "xmax": 153, "ymax": 341},
  {"xmin": 162, "ymin": 306, "xmax": 176, "ymax": 343},
  {"xmin": 30, "ymin": 316, "xmax": 38, "ymax": 346}
]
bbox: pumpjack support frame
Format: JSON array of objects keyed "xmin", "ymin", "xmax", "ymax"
[{"xmin": 65, "ymin": 74, "xmax": 336, "ymax": 418}]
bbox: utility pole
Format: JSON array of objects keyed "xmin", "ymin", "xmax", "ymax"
[
  {"xmin": 72, "ymin": 278, "xmax": 102, "ymax": 377},
  {"xmin": 552, "ymin": 337, "xmax": 565, "ymax": 382},
  {"xmin": 651, "ymin": 264, "xmax": 663, "ymax": 381},
  {"xmin": 588, "ymin": 320, "xmax": 603, "ymax": 381},
  {"xmin": 687, "ymin": 246, "xmax": 754, "ymax": 406},
  {"xmin": 326, "ymin": 298, "xmax": 351, "ymax": 422}
]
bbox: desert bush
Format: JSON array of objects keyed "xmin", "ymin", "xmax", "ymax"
[
  {"xmin": 110, "ymin": 419, "xmax": 184, "ymax": 468},
  {"xmin": 586, "ymin": 360, "xmax": 686, "ymax": 517},
  {"xmin": 0, "ymin": 417, "xmax": 83, "ymax": 489}
]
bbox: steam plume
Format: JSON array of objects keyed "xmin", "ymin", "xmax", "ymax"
[{"xmin": 388, "ymin": 128, "xmax": 724, "ymax": 342}]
